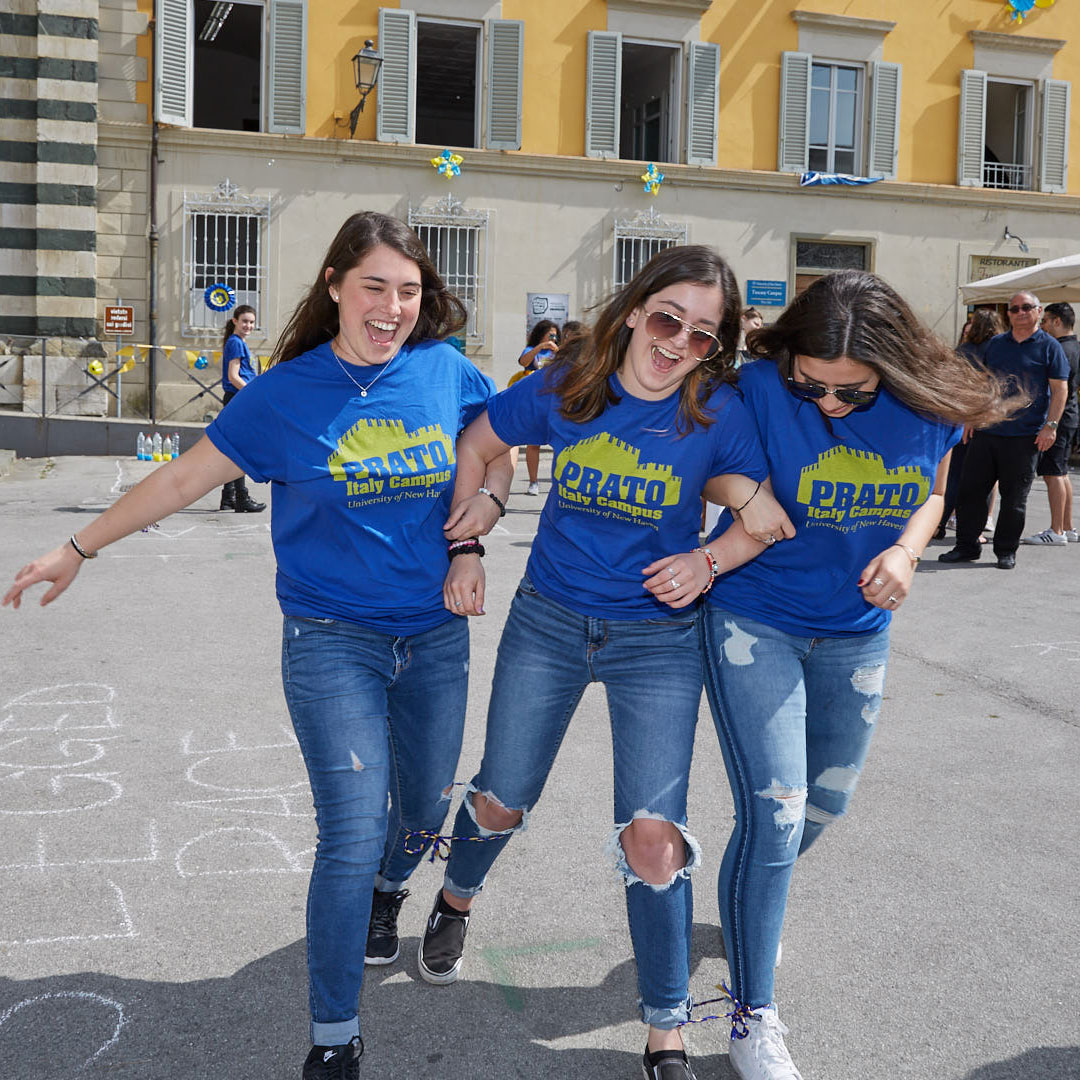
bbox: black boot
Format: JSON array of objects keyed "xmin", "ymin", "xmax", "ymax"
[
  {"xmin": 219, "ymin": 480, "xmax": 237, "ymax": 510},
  {"xmin": 233, "ymin": 477, "xmax": 266, "ymax": 513}
]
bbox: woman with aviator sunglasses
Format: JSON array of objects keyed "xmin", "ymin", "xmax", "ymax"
[
  {"xmin": 427, "ymin": 246, "xmax": 792, "ymax": 1080},
  {"xmin": 654, "ymin": 271, "xmax": 1011, "ymax": 1080}
]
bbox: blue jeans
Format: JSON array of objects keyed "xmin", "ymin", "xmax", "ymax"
[
  {"xmin": 443, "ymin": 578, "xmax": 704, "ymax": 1028},
  {"xmin": 281, "ymin": 614, "xmax": 469, "ymax": 1045},
  {"xmin": 701, "ymin": 606, "xmax": 889, "ymax": 1010}
]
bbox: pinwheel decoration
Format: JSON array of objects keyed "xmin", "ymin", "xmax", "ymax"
[
  {"xmin": 204, "ymin": 283, "xmax": 236, "ymax": 312},
  {"xmin": 87, "ymin": 360, "xmax": 104, "ymax": 376},
  {"xmin": 431, "ymin": 149, "xmax": 463, "ymax": 180},
  {"xmin": 1005, "ymin": 0, "xmax": 1055, "ymax": 21},
  {"xmin": 641, "ymin": 163, "xmax": 665, "ymax": 196}
]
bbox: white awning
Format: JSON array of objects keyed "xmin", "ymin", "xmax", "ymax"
[{"xmin": 960, "ymin": 254, "xmax": 1080, "ymax": 304}]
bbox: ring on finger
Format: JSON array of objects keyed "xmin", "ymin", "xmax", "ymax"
[
  {"xmin": 887, "ymin": 595, "xmax": 898, "ymax": 605},
  {"xmin": 667, "ymin": 567, "xmax": 676, "ymax": 578},
  {"xmin": 872, "ymin": 577, "xmax": 884, "ymax": 586},
  {"xmin": 764, "ymin": 534, "xmax": 776, "ymax": 545},
  {"xmin": 671, "ymin": 580, "xmax": 680, "ymax": 589},
  {"xmin": 454, "ymin": 600, "xmax": 463, "ymax": 607}
]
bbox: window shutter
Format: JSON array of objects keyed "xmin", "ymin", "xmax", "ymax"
[
  {"xmin": 155, "ymin": 0, "xmax": 191, "ymax": 126},
  {"xmin": 957, "ymin": 69, "xmax": 987, "ymax": 187},
  {"xmin": 1039, "ymin": 78, "xmax": 1070, "ymax": 194},
  {"xmin": 867, "ymin": 61, "xmax": 900, "ymax": 179},
  {"xmin": 686, "ymin": 41, "xmax": 720, "ymax": 167},
  {"xmin": 377, "ymin": 7, "xmax": 415, "ymax": 144},
  {"xmin": 486, "ymin": 19, "xmax": 523, "ymax": 150},
  {"xmin": 585, "ymin": 30, "xmax": 621, "ymax": 159},
  {"xmin": 778, "ymin": 51, "xmax": 811, "ymax": 173},
  {"xmin": 268, "ymin": 0, "xmax": 306, "ymax": 134}
]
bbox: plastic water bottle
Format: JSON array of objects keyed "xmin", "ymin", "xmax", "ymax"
[
  {"xmin": 172, "ymin": 432, "xmax": 181, "ymax": 458},
  {"xmin": 136, "ymin": 432, "xmax": 146, "ymax": 460},
  {"xmin": 162, "ymin": 434, "xmax": 173, "ymax": 461},
  {"xmin": 152, "ymin": 432, "xmax": 163, "ymax": 462}
]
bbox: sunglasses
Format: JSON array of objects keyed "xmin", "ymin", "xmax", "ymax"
[
  {"xmin": 1008, "ymin": 303, "xmax": 1038, "ymax": 314},
  {"xmin": 785, "ymin": 377, "xmax": 880, "ymax": 407},
  {"xmin": 643, "ymin": 309, "xmax": 722, "ymax": 360}
]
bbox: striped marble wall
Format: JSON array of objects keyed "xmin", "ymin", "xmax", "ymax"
[{"xmin": 0, "ymin": 1, "xmax": 99, "ymax": 339}]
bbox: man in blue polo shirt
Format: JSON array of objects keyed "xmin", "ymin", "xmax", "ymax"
[{"xmin": 940, "ymin": 291, "xmax": 1069, "ymax": 569}]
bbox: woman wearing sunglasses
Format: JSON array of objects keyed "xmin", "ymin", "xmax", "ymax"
[
  {"xmin": 667, "ymin": 271, "xmax": 1010, "ymax": 1080},
  {"xmin": 427, "ymin": 246, "xmax": 791, "ymax": 1080}
]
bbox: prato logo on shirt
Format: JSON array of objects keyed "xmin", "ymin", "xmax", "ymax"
[
  {"xmin": 796, "ymin": 446, "xmax": 929, "ymax": 530},
  {"xmin": 328, "ymin": 418, "xmax": 454, "ymax": 505},
  {"xmin": 553, "ymin": 432, "xmax": 682, "ymax": 528}
]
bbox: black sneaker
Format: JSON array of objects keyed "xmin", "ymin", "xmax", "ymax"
[
  {"xmin": 302, "ymin": 1036, "xmax": 362, "ymax": 1080},
  {"xmin": 642, "ymin": 1046, "xmax": 697, "ymax": 1080},
  {"xmin": 365, "ymin": 888, "xmax": 408, "ymax": 966},
  {"xmin": 417, "ymin": 892, "xmax": 470, "ymax": 985}
]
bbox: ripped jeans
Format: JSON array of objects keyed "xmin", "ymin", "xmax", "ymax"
[
  {"xmin": 281, "ymin": 614, "xmax": 469, "ymax": 1046},
  {"xmin": 443, "ymin": 577, "xmax": 704, "ymax": 1028},
  {"xmin": 701, "ymin": 606, "xmax": 888, "ymax": 1010}
]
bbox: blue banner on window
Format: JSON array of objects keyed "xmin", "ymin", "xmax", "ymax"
[{"xmin": 746, "ymin": 280, "xmax": 787, "ymax": 307}]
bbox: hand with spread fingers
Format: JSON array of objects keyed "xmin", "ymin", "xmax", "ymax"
[
  {"xmin": 641, "ymin": 549, "xmax": 710, "ymax": 609},
  {"xmin": 857, "ymin": 544, "xmax": 916, "ymax": 611},
  {"xmin": 443, "ymin": 554, "xmax": 486, "ymax": 616},
  {"xmin": 3, "ymin": 543, "xmax": 84, "ymax": 610}
]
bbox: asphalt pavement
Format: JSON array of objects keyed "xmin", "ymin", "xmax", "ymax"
[{"xmin": 0, "ymin": 452, "xmax": 1077, "ymax": 1080}]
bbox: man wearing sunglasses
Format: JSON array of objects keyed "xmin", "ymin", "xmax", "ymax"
[{"xmin": 940, "ymin": 291, "xmax": 1070, "ymax": 569}]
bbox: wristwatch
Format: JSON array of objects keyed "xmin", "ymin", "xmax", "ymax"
[{"xmin": 1045, "ymin": 420, "xmax": 1059, "ymax": 430}]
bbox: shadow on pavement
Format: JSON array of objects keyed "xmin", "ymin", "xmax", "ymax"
[
  {"xmin": 0, "ymin": 923, "xmax": 739, "ymax": 1080},
  {"xmin": 963, "ymin": 1048, "xmax": 1080, "ymax": 1080}
]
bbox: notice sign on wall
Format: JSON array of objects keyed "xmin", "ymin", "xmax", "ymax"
[
  {"xmin": 746, "ymin": 280, "xmax": 787, "ymax": 307},
  {"xmin": 526, "ymin": 293, "xmax": 570, "ymax": 334},
  {"xmin": 104, "ymin": 306, "xmax": 134, "ymax": 335}
]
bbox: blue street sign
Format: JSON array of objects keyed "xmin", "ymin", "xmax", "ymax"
[{"xmin": 746, "ymin": 280, "xmax": 787, "ymax": 307}]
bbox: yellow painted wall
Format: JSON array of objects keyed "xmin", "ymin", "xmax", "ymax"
[{"xmin": 130, "ymin": 1, "xmax": 1078, "ymax": 189}]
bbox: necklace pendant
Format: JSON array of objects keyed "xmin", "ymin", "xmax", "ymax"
[{"xmin": 360, "ymin": 389, "xmax": 368, "ymax": 397}]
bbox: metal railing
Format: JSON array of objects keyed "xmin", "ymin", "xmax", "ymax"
[{"xmin": 982, "ymin": 161, "xmax": 1031, "ymax": 190}]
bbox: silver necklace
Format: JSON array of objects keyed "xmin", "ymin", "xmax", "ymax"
[{"xmin": 332, "ymin": 344, "xmax": 397, "ymax": 398}]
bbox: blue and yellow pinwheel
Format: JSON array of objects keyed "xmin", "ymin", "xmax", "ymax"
[
  {"xmin": 204, "ymin": 283, "xmax": 236, "ymax": 312},
  {"xmin": 1005, "ymin": 0, "xmax": 1055, "ymax": 22},
  {"xmin": 641, "ymin": 163, "xmax": 665, "ymax": 196},
  {"xmin": 431, "ymin": 149, "xmax": 463, "ymax": 180}
]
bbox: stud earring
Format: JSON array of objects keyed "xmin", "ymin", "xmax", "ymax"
[{"xmin": 330, "ymin": 292, "xmax": 339, "ymax": 303}]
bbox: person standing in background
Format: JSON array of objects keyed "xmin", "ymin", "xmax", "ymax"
[
  {"xmin": 1020, "ymin": 301, "xmax": 1080, "ymax": 544},
  {"xmin": 219, "ymin": 304, "xmax": 266, "ymax": 513},
  {"xmin": 516, "ymin": 320, "xmax": 560, "ymax": 495}
]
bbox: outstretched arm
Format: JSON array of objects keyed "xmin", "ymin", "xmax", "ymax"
[{"xmin": 4, "ymin": 436, "xmax": 242, "ymax": 609}]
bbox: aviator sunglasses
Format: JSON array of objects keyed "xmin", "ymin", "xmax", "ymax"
[
  {"xmin": 643, "ymin": 308, "xmax": 722, "ymax": 360},
  {"xmin": 785, "ymin": 375, "xmax": 880, "ymax": 408},
  {"xmin": 1008, "ymin": 303, "xmax": 1038, "ymax": 314}
]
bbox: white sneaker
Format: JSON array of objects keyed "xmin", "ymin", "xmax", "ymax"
[
  {"xmin": 527, "ymin": 481, "xmax": 540, "ymax": 496},
  {"xmin": 1066, "ymin": 530, "xmax": 1080, "ymax": 543},
  {"xmin": 728, "ymin": 1006, "xmax": 803, "ymax": 1080},
  {"xmin": 1020, "ymin": 528, "xmax": 1067, "ymax": 545}
]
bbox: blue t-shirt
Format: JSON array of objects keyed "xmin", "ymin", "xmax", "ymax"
[
  {"xmin": 520, "ymin": 346, "xmax": 555, "ymax": 373},
  {"xmin": 487, "ymin": 367, "xmax": 768, "ymax": 619},
  {"xmin": 708, "ymin": 359, "xmax": 961, "ymax": 638},
  {"xmin": 207, "ymin": 339, "xmax": 496, "ymax": 634},
  {"xmin": 222, "ymin": 334, "xmax": 257, "ymax": 391},
  {"xmin": 981, "ymin": 329, "xmax": 1069, "ymax": 437}
]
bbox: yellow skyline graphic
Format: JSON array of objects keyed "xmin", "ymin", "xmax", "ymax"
[
  {"xmin": 328, "ymin": 419, "xmax": 454, "ymax": 482},
  {"xmin": 555, "ymin": 432, "xmax": 681, "ymax": 506}
]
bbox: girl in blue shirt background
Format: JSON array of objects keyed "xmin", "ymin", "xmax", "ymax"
[
  {"xmin": 431, "ymin": 246, "xmax": 792, "ymax": 1080},
  {"xmin": 218, "ymin": 304, "xmax": 265, "ymax": 512},
  {"xmin": 662, "ymin": 271, "xmax": 1012, "ymax": 1080}
]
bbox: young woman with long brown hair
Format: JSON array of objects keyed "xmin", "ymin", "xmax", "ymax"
[
  {"xmin": 4, "ymin": 211, "xmax": 513, "ymax": 1080},
  {"xmin": 668, "ymin": 270, "xmax": 1012, "ymax": 1080},
  {"xmin": 217, "ymin": 303, "xmax": 266, "ymax": 511},
  {"xmin": 425, "ymin": 245, "xmax": 792, "ymax": 1080}
]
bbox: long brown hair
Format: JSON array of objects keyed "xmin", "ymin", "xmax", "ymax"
[
  {"xmin": 269, "ymin": 212, "xmax": 466, "ymax": 366},
  {"xmin": 965, "ymin": 307, "xmax": 1003, "ymax": 347},
  {"xmin": 747, "ymin": 271, "xmax": 1017, "ymax": 427},
  {"xmin": 551, "ymin": 245, "xmax": 741, "ymax": 431},
  {"xmin": 222, "ymin": 304, "xmax": 256, "ymax": 349}
]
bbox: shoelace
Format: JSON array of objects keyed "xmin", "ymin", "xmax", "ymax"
[{"xmin": 369, "ymin": 894, "xmax": 405, "ymax": 935}]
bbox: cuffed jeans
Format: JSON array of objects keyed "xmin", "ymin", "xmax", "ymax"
[
  {"xmin": 281, "ymin": 614, "xmax": 469, "ymax": 1045},
  {"xmin": 443, "ymin": 577, "xmax": 704, "ymax": 1028},
  {"xmin": 702, "ymin": 606, "xmax": 889, "ymax": 1009}
]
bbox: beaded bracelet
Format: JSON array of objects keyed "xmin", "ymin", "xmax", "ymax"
[
  {"xmin": 70, "ymin": 535, "xmax": 97, "ymax": 560},
  {"xmin": 733, "ymin": 481, "xmax": 762, "ymax": 514},
  {"xmin": 478, "ymin": 486, "xmax": 506, "ymax": 516},
  {"xmin": 695, "ymin": 546, "xmax": 720, "ymax": 593},
  {"xmin": 448, "ymin": 538, "xmax": 485, "ymax": 559}
]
